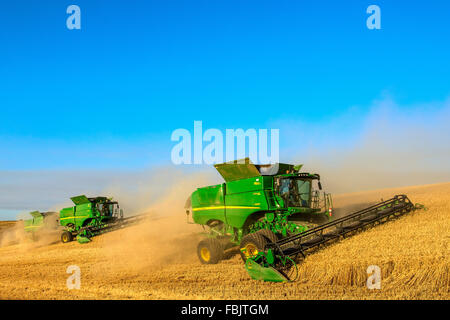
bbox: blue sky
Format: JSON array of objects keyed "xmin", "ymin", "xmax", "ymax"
[{"xmin": 1, "ymin": 1, "xmax": 450, "ymax": 218}]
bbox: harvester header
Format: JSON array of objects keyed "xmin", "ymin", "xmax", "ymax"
[{"xmin": 244, "ymin": 195, "xmax": 424, "ymax": 282}]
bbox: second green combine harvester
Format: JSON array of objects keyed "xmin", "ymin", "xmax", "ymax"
[{"xmin": 24, "ymin": 195, "xmax": 143, "ymax": 244}]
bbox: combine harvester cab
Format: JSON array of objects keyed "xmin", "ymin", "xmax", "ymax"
[{"xmin": 186, "ymin": 158, "xmax": 333, "ymax": 265}]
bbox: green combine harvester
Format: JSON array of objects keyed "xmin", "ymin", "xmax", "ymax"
[
  {"xmin": 24, "ymin": 195, "xmax": 143, "ymax": 244},
  {"xmin": 187, "ymin": 159, "xmax": 425, "ymax": 282},
  {"xmin": 186, "ymin": 158, "xmax": 333, "ymax": 264},
  {"xmin": 23, "ymin": 211, "xmax": 59, "ymax": 237}
]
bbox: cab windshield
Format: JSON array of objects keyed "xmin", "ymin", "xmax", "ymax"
[
  {"xmin": 96, "ymin": 202, "xmax": 117, "ymax": 216},
  {"xmin": 278, "ymin": 178, "xmax": 312, "ymax": 207}
]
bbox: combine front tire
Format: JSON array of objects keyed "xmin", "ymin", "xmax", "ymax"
[
  {"xmin": 197, "ymin": 238, "xmax": 224, "ymax": 264},
  {"xmin": 61, "ymin": 231, "xmax": 73, "ymax": 243},
  {"xmin": 239, "ymin": 232, "xmax": 268, "ymax": 262}
]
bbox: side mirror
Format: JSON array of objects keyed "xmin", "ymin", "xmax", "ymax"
[{"xmin": 318, "ymin": 181, "xmax": 322, "ymax": 190}]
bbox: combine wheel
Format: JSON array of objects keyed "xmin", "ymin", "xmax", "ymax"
[
  {"xmin": 239, "ymin": 232, "xmax": 268, "ymax": 262},
  {"xmin": 61, "ymin": 231, "xmax": 73, "ymax": 243},
  {"xmin": 197, "ymin": 238, "xmax": 224, "ymax": 264}
]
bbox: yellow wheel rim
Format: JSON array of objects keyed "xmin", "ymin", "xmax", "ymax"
[
  {"xmin": 243, "ymin": 243, "xmax": 258, "ymax": 258},
  {"xmin": 200, "ymin": 247, "xmax": 211, "ymax": 262}
]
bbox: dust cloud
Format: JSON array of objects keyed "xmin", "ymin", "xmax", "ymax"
[
  {"xmin": 0, "ymin": 221, "xmax": 25, "ymax": 247},
  {"xmin": 98, "ymin": 170, "xmax": 218, "ymax": 271},
  {"xmin": 0, "ymin": 168, "xmax": 219, "ymax": 263},
  {"xmin": 0, "ymin": 213, "xmax": 60, "ymax": 249}
]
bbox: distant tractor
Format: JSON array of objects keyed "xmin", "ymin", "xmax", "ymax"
[{"xmin": 185, "ymin": 159, "xmax": 333, "ymax": 264}]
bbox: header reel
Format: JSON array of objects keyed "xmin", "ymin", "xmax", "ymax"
[{"xmin": 242, "ymin": 194, "xmax": 424, "ymax": 282}]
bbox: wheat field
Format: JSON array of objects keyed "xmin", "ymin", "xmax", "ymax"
[{"xmin": 0, "ymin": 182, "xmax": 448, "ymax": 299}]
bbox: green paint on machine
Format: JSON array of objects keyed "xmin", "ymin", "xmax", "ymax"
[{"xmin": 244, "ymin": 258, "xmax": 288, "ymax": 283}]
